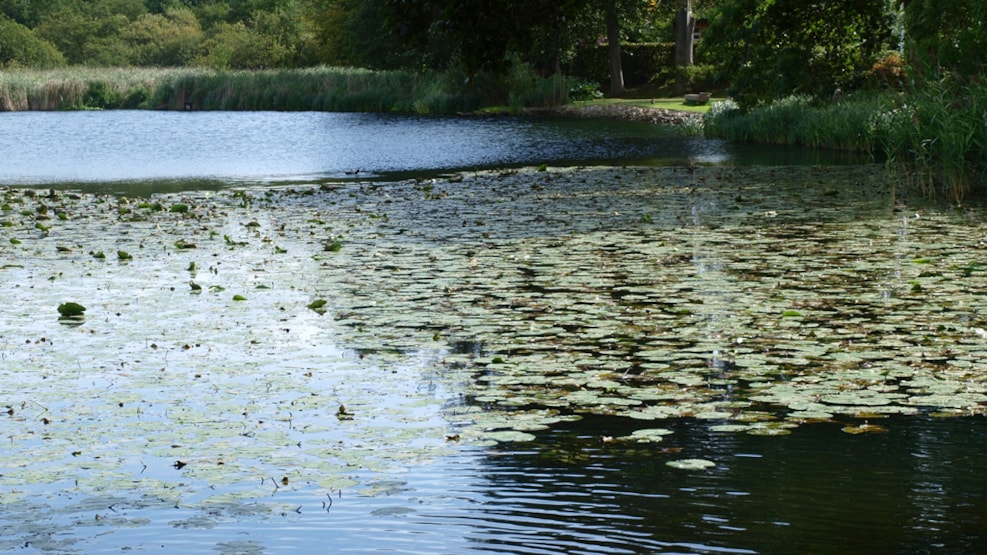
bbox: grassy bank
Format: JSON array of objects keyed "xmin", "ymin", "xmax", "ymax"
[
  {"xmin": 0, "ymin": 65, "xmax": 578, "ymax": 114},
  {"xmin": 704, "ymin": 80, "xmax": 987, "ymax": 200}
]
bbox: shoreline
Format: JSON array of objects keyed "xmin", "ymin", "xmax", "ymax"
[{"xmin": 526, "ymin": 103, "xmax": 704, "ymax": 126}]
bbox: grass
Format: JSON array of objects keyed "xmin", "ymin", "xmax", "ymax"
[
  {"xmin": 0, "ymin": 65, "xmax": 583, "ymax": 114},
  {"xmin": 0, "ymin": 67, "xmax": 165, "ymax": 110},
  {"xmin": 879, "ymin": 74, "xmax": 987, "ymax": 201},
  {"xmin": 702, "ymin": 94, "xmax": 883, "ymax": 151},
  {"xmin": 580, "ymin": 97, "xmax": 716, "ymax": 114}
]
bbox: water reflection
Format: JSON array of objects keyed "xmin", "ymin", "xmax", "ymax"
[
  {"xmin": 432, "ymin": 416, "xmax": 986, "ymax": 555},
  {"xmin": 0, "ymin": 111, "xmax": 870, "ymax": 188}
]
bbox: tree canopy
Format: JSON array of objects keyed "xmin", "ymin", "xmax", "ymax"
[
  {"xmin": 699, "ymin": 0, "xmax": 894, "ymax": 107},
  {"xmin": 0, "ymin": 0, "xmax": 315, "ymax": 69},
  {"xmin": 0, "ymin": 14, "xmax": 65, "ymax": 68}
]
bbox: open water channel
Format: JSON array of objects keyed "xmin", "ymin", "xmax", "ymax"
[{"xmin": 0, "ymin": 111, "xmax": 985, "ymax": 554}]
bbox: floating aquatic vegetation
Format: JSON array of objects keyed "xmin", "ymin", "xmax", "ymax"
[
  {"xmin": 3, "ymin": 164, "xmax": 987, "ymax": 546},
  {"xmin": 620, "ymin": 428, "xmax": 675, "ymax": 443},
  {"xmin": 666, "ymin": 458, "xmax": 716, "ymax": 470},
  {"xmin": 56, "ymin": 302, "xmax": 86, "ymax": 317}
]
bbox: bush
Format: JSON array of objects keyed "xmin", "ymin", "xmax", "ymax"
[
  {"xmin": 569, "ymin": 80, "xmax": 603, "ymax": 101},
  {"xmin": 866, "ymin": 52, "xmax": 907, "ymax": 90},
  {"xmin": 675, "ymin": 64, "xmax": 716, "ymax": 93},
  {"xmin": 0, "ymin": 15, "xmax": 65, "ymax": 69}
]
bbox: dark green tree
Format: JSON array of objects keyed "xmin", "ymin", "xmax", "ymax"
[
  {"xmin": 0, "ymin": 14, "xmax": 65, "ymax": 68},
  {"xmin": 305, "ymin": 0, "xmax": 418, "ymax": 69},
  {"xmin": 379, "ymin": 0, "xmax": 592, "ymax": 74},
  {"xmin": 700, "ymin": 0, "xmax": 894, "ymax": 108},
  {"xmin": 903, "ymin": 0, "xmax": 987, "ymax": 78}
]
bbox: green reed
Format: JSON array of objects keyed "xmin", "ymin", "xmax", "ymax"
[
  {"xmin": 703, "ymin": 94, "xmax": 884, "ymax": 152},
  {"xmin": 705, "ymin": 82, "xmax": 986, "ymax": 199},
  {"xmin": 0, "ymin": 65, "xmax": 576, "ymax": 114},
  {"xmin": 880, "ymin": 74, "xmax": 986, "ymax": 200}
]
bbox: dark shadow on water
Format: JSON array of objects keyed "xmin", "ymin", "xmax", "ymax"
[{"xmin": 442, "ymin": 415, "xmax": 986, "ymax": 555}]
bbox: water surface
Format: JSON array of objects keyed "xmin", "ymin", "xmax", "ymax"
[
  {"xmin": 0, "ymin": 114, "xmax": 981, "ymax": 555},
  {"xmin": 0, "ymin": 111, "xmax": 867, "ymax": 188}
]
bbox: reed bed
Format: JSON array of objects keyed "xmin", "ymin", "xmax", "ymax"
[
  {"xmin": 702, "ymin": 94, "xmax": 884, "ymax": 151},
  {"xmin": 0, "ymin": 67, "xmax": 164, "ymax": 110},
  {"xmin": 0, "ymin": 66, "xmax": 577, "ymax": 114},
  {"xmin": 880, "ymin": 75, "xmax": 987, "ymax": 201},
  {"xmin": 704, "ymin": 83, "xmax": 987, "ymax": 199}
]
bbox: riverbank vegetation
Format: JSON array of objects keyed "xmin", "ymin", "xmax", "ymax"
[
  {"xmin": 701, "ymin": 0, "xmax": 986, "ymax": 199},
  {"xmin": 0, "ymin": 65, "xmax": 581, "ymax": 113}
]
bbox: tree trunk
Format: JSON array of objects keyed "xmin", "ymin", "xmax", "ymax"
[
  {"xmin": 606, "ymin": 0, "xmax": 624, "ymax": 95},
  {"xmin": 674, "ymin": 0, "xmax": 695, "ymax": 68}
]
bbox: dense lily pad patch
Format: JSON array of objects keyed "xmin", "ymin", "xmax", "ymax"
[
  {"xmin": 2, "ymin": 165, "xmax": 986, "ymax": 545},
  {"xmin": 274, "ymin": 165, "xmax": 987, "ymax": 434}
]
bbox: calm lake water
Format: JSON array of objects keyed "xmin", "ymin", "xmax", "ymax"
[
  {"xmin": 1, "ymin": 111, "xmax": 984, "ymax": 555},
  {"xmin": 0, "ymin": 110, "xmax": 865, "ymax": 188}
]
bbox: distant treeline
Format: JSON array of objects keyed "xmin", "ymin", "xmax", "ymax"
[{"xmin": 0, "ymin": 0, "xmax": 316, "ymax": 70}]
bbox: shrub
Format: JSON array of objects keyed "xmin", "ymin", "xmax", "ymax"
[
  {"xmin": 0, "ymin": 15, "xmax": 65, "ymax": 69},
  {"xmin": 866, "ymin": 52, "xmax": 907, "ymax": 90}
]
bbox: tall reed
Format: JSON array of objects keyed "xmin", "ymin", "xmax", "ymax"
[
  {"xmin": 880, "ymin": 74, "xmax": 987, "ymax": 200},
  {"xmin": 703, "ymin": 94, "xmax": 884, "ymax": 152},
  {"xmin": 0, "ymin": 65, "xmax": 576, "ymax": 114},
  {"xmin": 704, "ymin": 84, "xmax": 986, "ymax": 199},
  {"xmin": 0, "ymin": 67, "xmax": 164, "ymax": 110}
]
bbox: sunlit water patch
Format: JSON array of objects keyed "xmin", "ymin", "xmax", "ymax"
[
  {"xmin": 2, "ymin": 165, "xmax": 986, "ymax": 552},
  {"xmin": 0, "ymin": 111, "xmax": 866, "ymax": 187}
]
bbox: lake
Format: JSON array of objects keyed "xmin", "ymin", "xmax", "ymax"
[
  {"xmin": 0, "ymin": 110, "xmax": 865, "ymax": 188},
  {"xmin": 0, "ymin": 111, "xmax": 984, "ymax": 554}
]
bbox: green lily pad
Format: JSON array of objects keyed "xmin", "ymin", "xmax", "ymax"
[{"xmin": 57, "ymin": 302, "xmax": 86, "ymax": 317}]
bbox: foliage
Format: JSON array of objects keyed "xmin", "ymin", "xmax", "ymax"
[
  {"xmin": 306, "ymin": 0, "xmax": 423, "ymax": 70},
  {"xmin": 0, "ymin": 14, "xmax": 65, "ymax": 68},
  {"xmin": 865, "ymin": 51, "xmax": 907, "ymax": 90},
  {"xmin": 24, "ymin": 0, "xmax": 312, "ymax": 69},
  {"xmin": 903, "ymin": 0, "xmax": 987, "ymax": 78},
  {"xmin": 700, "ymin": 0, "xmax": 894, "ymax": 108},
  {"xmin": 675, "ymin": 63, "xmax": 716, "ymax": 93},
  {"xmin": 0, "ymin": 65, "xmax": 575, "ymax": 113},
  {"xmin": 122, "ymin": 8, "xmax": 203, "ymax": 66},
  {"xmin": 881, "ymin": 73, "xmax": 987, "ymax": 200},
  {"xmin": 571, "ymin": 42, "xmax": 676, "ymax": 88},
  {"xmin": 705, "ymin": 80, "xmax": 987, "ymax": 199},
  {"xmin": 703, "ymin": 93, "xmax": 884, "ymax": 152},
  {"xmin": 380, "ymin": 0, "xmax": 594, "ymax": 74}
]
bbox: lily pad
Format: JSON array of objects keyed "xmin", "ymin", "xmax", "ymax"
[
  {"xmin": 57, "ymin": 302, "xmax": 86, "ymax": 317},
  {"xmin": 666, "ymin": 458, "xmax": 716, "ymax": 470},
  {"xmin": 621, "ymin": 427, "xmax": 675, "ymax": 443}
]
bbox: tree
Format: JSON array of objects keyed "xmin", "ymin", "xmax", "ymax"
[
  {"xmin": 674, "ymin": 0, "xmax": 694, "ymax": 68},
  {"xmin": 379, "ymin": 0, "xmax": 593, "ymax": 74},
  {"xmin": 122, "ymin": 8, "xmax": 203, "ymax": 66},
  {"xmin": 306, "ymin": 0, "xmax": 421, "ymax": 69},
  {"xmin": 35, "ymin": 4, "xmax": 134, "ymax": 65},
  {"xmin": 700, "ymin": 0, "xmax": 894, "ymax": 108},
  {"xmin": 605, "ymin": 0, "xmax": 624, "ymax": 94},
  {"xmin": 0, "ymin": 14, "xmax": 65, "ymax": 68},
  {"xmin": 903, "ymin": 0, "xmax": 987, "ymax": 78}
]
